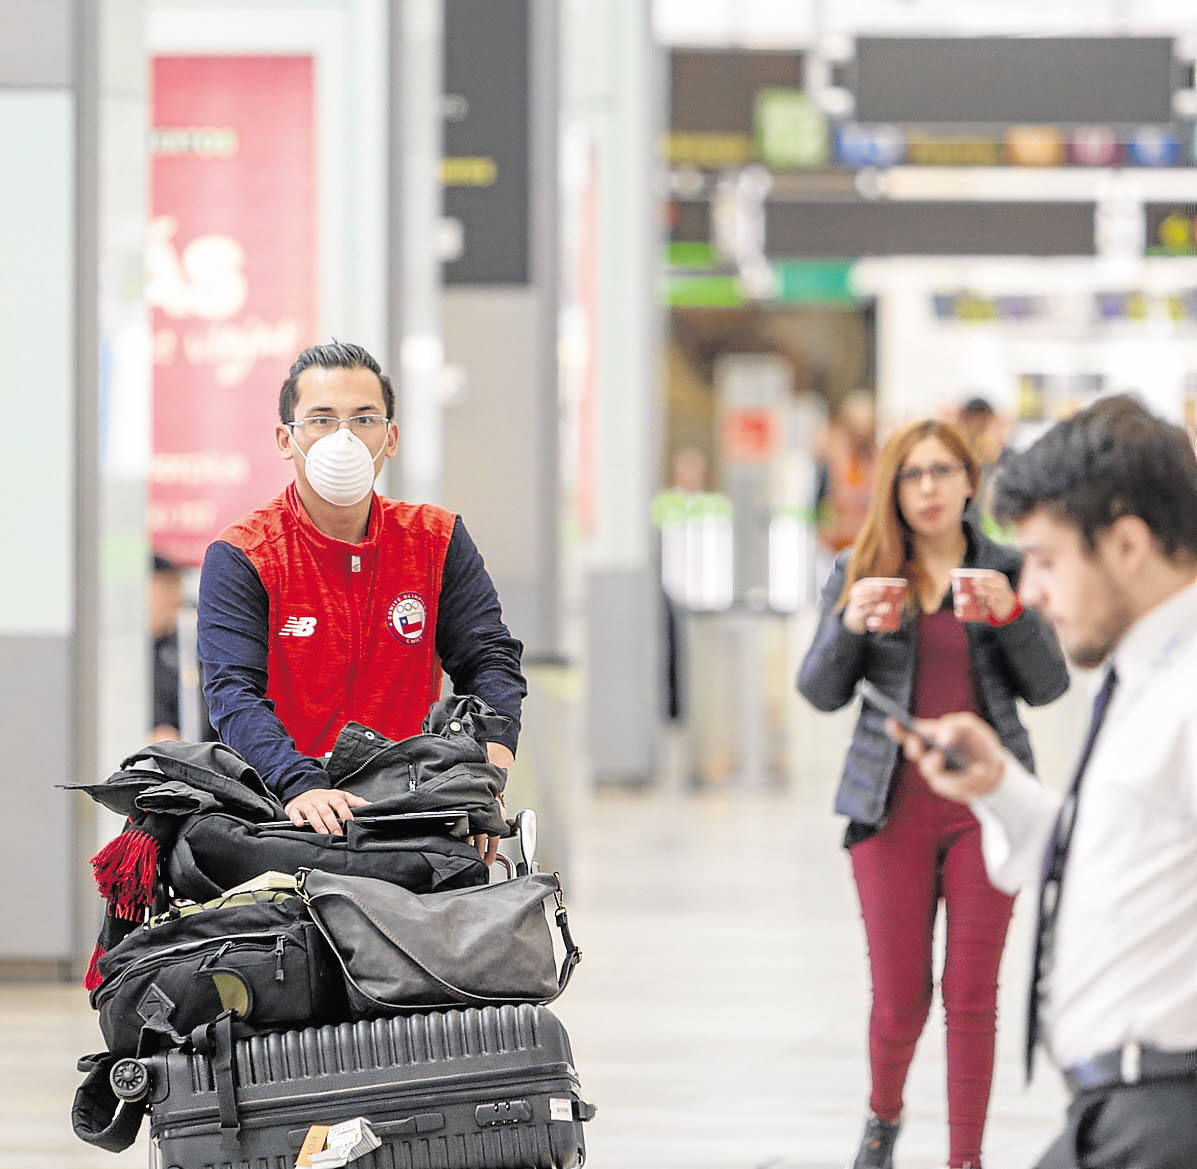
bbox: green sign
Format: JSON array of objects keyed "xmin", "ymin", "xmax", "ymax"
[
  {"xmin": 755, "ymin": 88, "xmax": 828, "ymax": 170},
  {"xmin": 666, "ymin": 241, "xmax": 718, "ymax": 269},
  {"xmin": 665, "ymin": 275, "xmax": 744, "ymax": 307},
  {"xmin": 773, "ymin": 260, "xmax": 856, "ymax": 304}
]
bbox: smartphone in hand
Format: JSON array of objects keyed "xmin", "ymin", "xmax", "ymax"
[{"xmin": 855, "ymin": 679, "xmax": 968, "ymax": 772}]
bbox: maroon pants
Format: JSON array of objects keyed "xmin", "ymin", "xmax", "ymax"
[{"xmin": 851, "ymin": 761, "xmax": 1015, "ymax": 1168}]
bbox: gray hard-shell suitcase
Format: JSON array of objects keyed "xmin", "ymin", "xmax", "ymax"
[{"xmin": 133, "ymin": 1004, "xmax": 594, "ymax": 1169}]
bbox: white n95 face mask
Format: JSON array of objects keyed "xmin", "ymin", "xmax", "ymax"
[{"xmin": 292, "ymin": 426, "xmax": 383, "ymax": 508}]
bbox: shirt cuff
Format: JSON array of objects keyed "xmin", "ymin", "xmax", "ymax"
[
  {"xmin": 487, "ymin": 723, "xmax": 520, "ymax": 757},
  {"xmin": 971, "ymin": 752, "xmax": 1061, "ymax": 894},
  {"xmin": 276, "ymin": 761, "xmax": 330, "ymax": 804}
]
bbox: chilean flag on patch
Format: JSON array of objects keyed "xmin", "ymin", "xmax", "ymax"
[{"xmin": 388, "ymin": 592, "xmax": 428, "ymax": 644}]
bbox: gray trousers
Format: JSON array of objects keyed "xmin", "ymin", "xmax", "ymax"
[{"xmin": 1034, "ymin": 1077, "xmax": 1197, "ymax": 1169}]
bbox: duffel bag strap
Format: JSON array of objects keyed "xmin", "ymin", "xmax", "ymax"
[
  {"xmin": 552, "ymin": 874, "xmax": 582, "ymax": 999},
  {"xmin": 191, "ymin": 1010, "xmax": 240, "ymax": 1146},
  {"xmin": 71, "ymin": 1051, "xmax": 147, "ymax": 1153},
  {"xmin": 494, "ymin": 860, "xmax": 582, "ymax": 999}
]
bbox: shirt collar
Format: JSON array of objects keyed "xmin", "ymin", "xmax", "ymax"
[
  {"xmin": 285, "ymin": 481, "xmax": 381, "ymax": 552},
  {"xmin": 1107, "ymin": 577, "xmax": 1197, "ymax": 695}
]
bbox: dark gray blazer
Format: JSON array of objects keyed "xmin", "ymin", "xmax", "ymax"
[{"xmin": 797, "ymin": 519, "xmax": 1069, "ymax": 828}]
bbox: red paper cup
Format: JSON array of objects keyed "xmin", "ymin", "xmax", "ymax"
[
  {"xmin": 866, "ymin": 578, "xmax": 907, "ymax": 633},
  {"xmin": 951, "ymin": 569, "xmax": 990, "ymax": 622}
]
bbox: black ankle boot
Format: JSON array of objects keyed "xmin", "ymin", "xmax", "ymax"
[{"xmin": 849, "ymin": 1114, "xmax": 901, "ymax": 1169}]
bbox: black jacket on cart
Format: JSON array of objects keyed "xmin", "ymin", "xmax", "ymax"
[{"xmin": 797, "ymin": 516, "xmax": 1069, "ymax": 836}]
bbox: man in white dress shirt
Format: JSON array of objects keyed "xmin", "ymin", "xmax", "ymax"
[{"xmin": 890, "ymin": 395, "xmax": 1197, "ymax": 1169}]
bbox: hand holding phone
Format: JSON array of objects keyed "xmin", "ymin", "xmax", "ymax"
[{"xmin": 855, "ymin": 680, "xmax": 969, "ymax": 772}]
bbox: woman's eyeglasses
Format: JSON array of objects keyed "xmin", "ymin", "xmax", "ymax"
[{"xmin": 895, "ymin": 462, "xmax": 964, "ymax": 486}]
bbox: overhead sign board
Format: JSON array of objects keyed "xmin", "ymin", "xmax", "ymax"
[
  {"xmin": 853, "ymin": 37, "xmax": 1176, "ymax": 125},
  {"xmin": 765, "ymin": 199, "xmax": 1097, "ymax": 258},
  {"xmin": 442, "ymin": 0, "xmax": 530, "ymax": 285}
]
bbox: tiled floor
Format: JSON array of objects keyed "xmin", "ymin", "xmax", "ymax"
[{"xmin": 0, "ymin": 645, "xmax": 1085, "ymax": 1169}]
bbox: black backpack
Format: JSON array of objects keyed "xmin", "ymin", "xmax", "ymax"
[{"xmin": 90, "ymin": 886, "xmax": 345, "ymax": 1060}]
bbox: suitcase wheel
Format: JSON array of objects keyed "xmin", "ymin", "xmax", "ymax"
[{"xmin": 110, "ymin": 1058, "xmax": 151, "ymax": 1103}]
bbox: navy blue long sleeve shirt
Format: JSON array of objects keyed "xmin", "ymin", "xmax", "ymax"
[{"xmin": 198, "ymin": 513, "xmax": 525, "ymax": 800}]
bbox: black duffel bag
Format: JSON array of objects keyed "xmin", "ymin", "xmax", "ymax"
[
  {"xmin": 89, "ymin": 887, "xmax": 345, "ymax": 1059},
  {"xmin": 166, "ymin": 811, "xmax": 488, "ymax": 903},
  {"xmin": 299, "ymin": 864, "xmax": 581, "ymax": 1017}
]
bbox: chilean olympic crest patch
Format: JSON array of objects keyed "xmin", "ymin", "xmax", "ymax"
[{"xmin": 387, "ymin": 592, "xmax": 428, "ymax": 644}]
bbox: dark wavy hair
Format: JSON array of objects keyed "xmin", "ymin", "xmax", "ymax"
[
  {"xmin": 991, "ymin": 394, "xmax": 1197, "ymax": 559},
  {"xmin": 278, "ymin": 340, "xmax": 394, "ymax": 423}
]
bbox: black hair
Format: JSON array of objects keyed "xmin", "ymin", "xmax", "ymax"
[
  {"xmin": 278, "ymin": 340, "xmax": 394, "ymax": 423},
  {"xmin": 960, "ymin": 396, "xmax": 995, "ymax": 417},
  {"xmin": 152, "ymin": 554, "xmax": 180, "ymax": 576},
  {"xmin": 991, "ymin": 394, "xmax": 1197, "ymax": 559}
]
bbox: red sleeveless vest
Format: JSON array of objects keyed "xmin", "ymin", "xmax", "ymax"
[{"xmin": 217, "ymin": 484, "xmax": 456, "ymax": 757}]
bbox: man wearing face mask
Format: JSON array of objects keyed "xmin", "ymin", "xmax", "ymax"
[{"xmin": 197, "ymin": 341, "xmax": 525, "ymax": 861}]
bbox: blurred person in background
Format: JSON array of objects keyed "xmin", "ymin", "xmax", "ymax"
[
  {"xmin": 814, "ymin": 389, "xmax": 878, "ymax": 558},
  {"xmin": 653, "ymin": 445, "xmax": 712, "ymax": 723},
  {"xmin": 198, "ymin": 341, "xmax": 525, "ymax": 857},
  {"xmin": 149, "ymin": 554, "xmax": 184, "ymax": 742},
  {"xmin": 890, "ymin": 396, "xmax": 1197, "ymax": 1169},
  {"xmin": 956, "ymin": 397, "xmax": 1012, "ymax": 537},
  {"xmin": 797, "ymin": 420, "xmax": 1068, "ymax": 1169},
  {"xmin": 955, "ymin": 397, "xmax": 1008, "ymax": 472}
]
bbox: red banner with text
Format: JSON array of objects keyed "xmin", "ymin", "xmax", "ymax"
[{"xmin": 149, "ymin": 55, "xmax": 317, "ymax": 566}]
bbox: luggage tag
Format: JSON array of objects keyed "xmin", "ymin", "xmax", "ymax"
[
  {"xmin": 303, "ymin": 1117, "xmax": 382, "ymax": 1167},
  {"xmin": 295, "ymin": 1125, "xmax": 330, "ymax": 1168}
]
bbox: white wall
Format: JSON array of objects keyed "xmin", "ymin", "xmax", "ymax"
[
  {"xmin": 857, "ymin": 255, "xmax": 1197, "ymax": 432},
  {"xmin": 0, "ymin": 94, "xmax": 75, "ymax": 638}
]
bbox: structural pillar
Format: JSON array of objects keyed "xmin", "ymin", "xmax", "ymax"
[{"xmin": 0, "ymin": 0, "xmax": 150, "ymax": 975}]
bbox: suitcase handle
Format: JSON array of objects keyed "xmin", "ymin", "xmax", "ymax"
[
  {"xmin": 287, "ymin": 1113, "xmax": 445, "ymax": 1145},
  {"xmin": 373, "ymin": 1112, "xmax": 446, "ymax": 1137}
]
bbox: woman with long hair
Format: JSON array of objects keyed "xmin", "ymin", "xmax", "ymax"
[{"xmin": 798, "ymin": 420, "xmax": 1069, "ymax": 1169}]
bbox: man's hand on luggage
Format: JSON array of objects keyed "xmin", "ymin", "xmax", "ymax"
[
  {"xmin": 885, "ymin": 712, "xmax": 1005, "ymax": 801},
  {"xmin": 486, "ymin": 742, "xmax": 515, "ymax": 769},
  {"xmin": 467, "ymin": 750, "xmax": 511, "ymax": 867},
  {"xmin": 285, "ymin": 788, "xmax": 370, "ymax": 835},
  {"xmin": 468, "ymin": 831, "xmax": 503, "ymax": 866}
]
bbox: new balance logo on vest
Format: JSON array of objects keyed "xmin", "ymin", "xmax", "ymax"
[{"xmin": 279, "ymin": 616, "xmax": 318, "ymax": 638}]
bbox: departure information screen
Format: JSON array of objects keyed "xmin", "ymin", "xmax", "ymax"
[{"xmin": 854, "ymin": 37, "xmax": 1175, "ymax": 126}]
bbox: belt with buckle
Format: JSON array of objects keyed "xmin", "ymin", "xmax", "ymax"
[{"xmin": 1063, "ymin": 1042, "xmax": 1197, "ymax": 1093}]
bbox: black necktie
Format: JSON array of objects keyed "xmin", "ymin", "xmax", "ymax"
[{"xmin": 1025, "ymin": 666, "xmax": 1118, "ymax": 1082}]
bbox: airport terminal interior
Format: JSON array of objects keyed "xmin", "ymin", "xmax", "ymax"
[{"xmin": 5, "ymin": 1, "xmax": 1197, "ymax": 1167}]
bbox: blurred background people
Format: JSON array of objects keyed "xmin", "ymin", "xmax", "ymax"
[
  {"xmin": 654, "ymin": 446, "xmax": 711, "ymax": 723},
  {"xmin": 814, "ymin": 389, "xmax": 878, "ymax": 560},
  {"xmin": 149, "ymin": 554, "xmax": 185, "ymax": 743},
  {"xmin": 955, "ymin": 397, "xmax": 1009, "ymax": 476},
  {"xmin": 955, "ymin": 397, "xmax": 1013, "ymax": 536},
  {"xmin": 798, "ymin": 420, "xmax": 1068, "ymax": 1169}
]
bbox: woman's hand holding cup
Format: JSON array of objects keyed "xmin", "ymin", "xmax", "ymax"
[
  {"xmin": 951, "ymin": 569, "xmax": 1017, "ymax": 623},
  {"xmin": 843, "ymin": 577, "xmax": 908, "ymax": 634}
]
